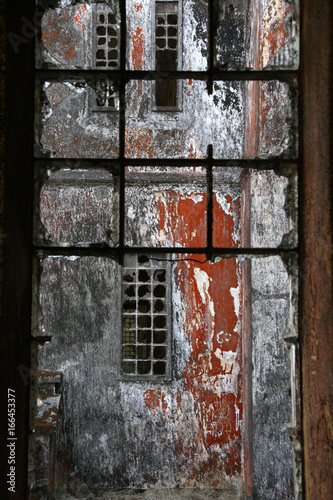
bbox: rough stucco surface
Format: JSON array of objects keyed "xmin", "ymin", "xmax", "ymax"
[
  {"xmin": 37, "ymin": 81, "xmax": 120, "ymax": 158},
  {"xmin": 125, "ymin": 167, "xmax": 207, "ymax": 247},
  {"xmin": 38, "ymin": 0, "xmax": 298, "ymax": 71},
  {"xmin": 251, "ymin": 256, "xmax": 294, "ymax": 499},
  {"xmin": 31, "ymin": 0, "xmax": 299, "ymax": 497},
  {"xmin": 37, "ymin": 77, "xmax": 296, "ymax": 159},
  {"xmin": 37, "ymin": 168, "xmax": 118, "ymax": 246},
  {"xmin": 36, "ymin": 2, "xmax": 297, "ymax": 160},
  {"xmin": 250, "ymin": 169, "xmax": 297, "ymax": 247},
  {"xmin": 35, "ymin": 254, "xmax": 244, "ymax": 496}
]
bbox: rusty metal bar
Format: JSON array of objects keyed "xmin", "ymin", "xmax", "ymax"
[
  {"xmin": 118, "ymin": 0, "xmax": 127, "ymax": 267},
  {"xmin": 35, "ymin": 68, "xmax": 299, "ymax": 82},
  {"xmin": 34, "ymin": 157, "xmax": 298, "ymax": 167}
]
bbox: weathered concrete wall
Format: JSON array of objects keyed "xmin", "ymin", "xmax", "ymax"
[
  {"xmin": 31, "ymin": 1, "xmax": 298, "ymax": 497},
  {"xmin": 250, "ymin": 168, "xmax": 298, "ymax": 247},
  {"xmin": 34, "ymin": 253, "xmax": 244, "ymax": 496},
  {"xmin": 126, "ymin": 0, "xmax": 208, "ymax": 71},
  {"xmin": 37, "ymin": 0, "xmax": 299, "ymax": 71},
  {"xmin": 36, "ymin": 2, "xmax": 297, "ymax": 160},
  {"xmin": 251, "ymin": 256, "xmax": 294, "ymax": 498},
  {"xmin": 125, "ymin": 167, "xmax": 207, "ymax": 247},
  {"xmin": 36, "ymin": 81, "xmax": 120, "ymax": 158},
  {"xmin": 36, "ymin": 77, "xmax": 295, "ymax": 159},
  {"xmin": 35, "ymin": 167, "xmax": 119, "ymax": 246}
]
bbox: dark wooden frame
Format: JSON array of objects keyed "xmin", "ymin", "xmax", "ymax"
[{"xmin": 300, "ymin": 0, "xmax": 333, "ymax": 497}]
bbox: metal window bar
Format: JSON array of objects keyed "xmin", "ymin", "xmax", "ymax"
[{"xmin": 35, "ymin": 2, "xmax": 300, "ymax": 261}]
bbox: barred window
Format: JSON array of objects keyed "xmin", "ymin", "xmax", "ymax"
[
  {"xmin": 121, "ymin": 254, "xmax": 171, "ymax": 379},
  {"xmin": 93, "ymin": 4, "xmax": 120, "ymax": 69},
  {"xmin": 153, "ymin": 0, "xmax": 181, "ymax": 109}
]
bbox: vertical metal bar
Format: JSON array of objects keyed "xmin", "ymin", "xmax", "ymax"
[
  {"xmin": 118, "ymin": 0, "xmax": 127, "ymax": 266},
  {"xmin": 206, "ymin": 144, "xmax": 213, "ymax": 259},
  {"xmin": 207, "ymin": 0, "xmax": 216, "ymax": 95}
]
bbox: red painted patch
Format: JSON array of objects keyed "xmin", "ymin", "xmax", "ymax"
[
  {"xmin": 134, "ymin": 3, "xmax": 143, "ymax": 12},
  {"xmin": 74, "ymin": 3, "xmax": 87, "ymax": 37},
  {"xmin": 142, "ymin": 163, "xmax": 243, "ymax": 485},
  {"xmin": 131, "ymin": 27, "xmax": 144, "ymax": 70},
  {"xmin": 156, "ymin": 191, "xmax": 206, "ymax": 247},
  {"xmin": 143, "ymin": 389, "xmax": 168, "ymax": 416},
  {"xmin": 260, "ymin": 4, "xmax": 291, "ymax": 68},
  {"xmin": 213, "ymin": 193, "xmax": 240, "ymax": 247},
  {"xmin": 178, "ymin": 256, "xmax": 243, "ymax": 481}
]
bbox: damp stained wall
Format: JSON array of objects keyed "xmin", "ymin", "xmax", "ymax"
[
  {"xmin": 34, "ymin": 168, "xmax": 245, "ymax": 494},
  {"xmin": 36, "ymin": 1, "xmax": 297, "ymax": 160},
  {"xmin": 31, "ymin": 0, "xmax": 298, "ymax": 498}
]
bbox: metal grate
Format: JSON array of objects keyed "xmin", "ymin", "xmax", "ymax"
[
  {"xmin": 94, "ymin": 4, "xmax": 120, "ymax": 69},
  {"xmin": 154, "ymin": 0, "xmax": 180, "ymax": 109},
  {"xmin": 121, "ymin": 254, "xmax": 171, "ymax": 379}
]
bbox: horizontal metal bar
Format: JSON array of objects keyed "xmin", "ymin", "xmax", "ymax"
[
  {"xmin": 34, "ymin": 157, "xmax": 298, "ymax": 168},
  {"xmin": 36, "ymin": 68, "xmax": 298, "ymax": 82},
  {"xmin": 34, "ymin": 246, "xmax": 298, "ymax": 258}
]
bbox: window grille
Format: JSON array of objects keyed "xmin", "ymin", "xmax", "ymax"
[
  {"xmin": 121, "ymin": 254, "xmax": 171, "ymax": 380},
  {"xmin": 31, "ymin": 0, "xmax": 301, "ymax": 494},
  {"xmin": 93, "ymin": 4, "xmax": 120, "ymax": 69},
  {"xmin": 153, "ymin": 0, "xmax": 181, "ymax": 109}
]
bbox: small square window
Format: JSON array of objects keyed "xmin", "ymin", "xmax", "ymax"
[{"xmin": 121, "ymin": 254, "xmax": 171, "ymax": 380}]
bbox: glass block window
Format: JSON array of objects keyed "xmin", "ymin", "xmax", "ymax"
[
  {"xmin": 121, "ymin": 254, "xmax": 171, "ymax": 380},
  {"xmin": 154, "ymin": 0, "xmax": 180, "ymax": 109},
  {"xmin": 94, "ymin": 4, "xmax": 120, "ymax": 69}
]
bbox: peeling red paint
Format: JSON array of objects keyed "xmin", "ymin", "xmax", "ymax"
[
  {"xmin": 134, "ymin": 3, "xmax": 143, "ymax": 12},
  {"xmin": 178, "ymin": 256, "xmax": 243, "ymax": 482},
  {"xmin": 143, "ymin": 389, "xmax": 168, "ymax": 416},
  {"xmin": 156, "ymin": 191, "xmax": 206, "ymax": 247},
  {"xmin": 260, "ymin": 1, "xmax": 291, "ymax": 68},
  {"xmin": 42, "ymin": 11, "xmax": 79, "ymax": 62},
  {"xmin": 131, "ymin": 27, "xmax": 144, "ymax": 70},
  {"xmin": 125, "ymin": 128, "xmax": 152, "ymax": 158},
  {"xmin": 142, "ymin": 189, "xmax": 243, "ymax": 485},
  {"xmin": 213, "ymin": 193, "xmax": 240, "ymax": 247},
  {"xmin": 74, "ymin": 3, "xmax": 87, "ymax": 37}
]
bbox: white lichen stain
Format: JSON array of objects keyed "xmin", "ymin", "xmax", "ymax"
[
  {"xmin": 215, "ymin": 192, "xmax": 232, "ymax": 216},
  {"xmin": 194, "ymin": 268, "xmax": 215, "ymax": 319},
  {"xmin": 127, "ymin": 206, "xmax": 135, "ymax": 219},
  {"xmin": 235, "ymin": 404, "xmax": 240, "ymax": 431},
  {"xmin": 230, "ymin": 286, "xmax": 240, "ymax": 318}
]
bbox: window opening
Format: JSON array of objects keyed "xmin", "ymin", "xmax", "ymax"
[
  {"xmin": 153, "ymin": 0, "xmax": 181, "ymax": 109},
  {"xmin": 30, "ymin": 0, "xmax": 301, "ymax": 496},
  {"xmin": 121, "ymin": 254, "xmax": 171, "ymax": 380},
  {"xmin": 93, "ymin": 4, "xmax": 120, "ymax": 69},
  {"xmin": 90, "ymin": 79, "xmax": 119, "ymax": 112}
]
